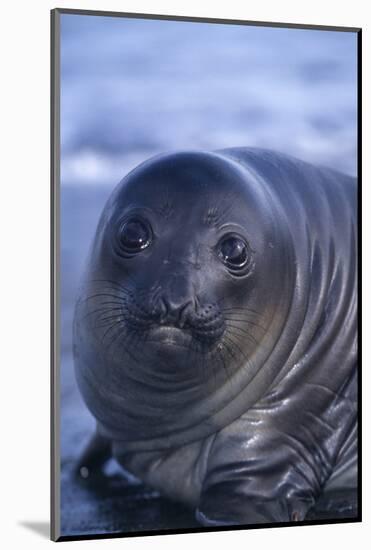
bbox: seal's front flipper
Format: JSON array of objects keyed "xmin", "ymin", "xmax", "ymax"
[
  {"xmin": 306, "ymin": 489, "xmax": 358, "ymax": 520},
  {"xmin": 196, "ymin": 482, "xmax": 312, "ymax": 526},
  {"xmin": 74, "ymin": 430, "xmax": 112, "ymax": 481}
]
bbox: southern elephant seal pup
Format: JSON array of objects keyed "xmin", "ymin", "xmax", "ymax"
[{"xmin": 73, "ymin": 147, "xmax": 357, "ymax": 525}]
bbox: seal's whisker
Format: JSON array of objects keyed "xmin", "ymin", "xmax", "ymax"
[
  {"xmin": 106, "ymin": 323, "xmax": 135, "ymax": 363},
  {"xmin": 223, "ymin": 333, "xmax": 249, "ymax": 362},
  {"xmin": 205, "ymin": 343, "xmax": 218, "ymax": 386},
  {"xmin": 227, "ymin": 333, "xmax": 251, "ymax": 361},
  {"xmin": 91, "ymin": 313, "xmax": 121, "ymax": 328},
  {"xmin": 121, "ymin": 330, "xmax": 158, "ymax": 368},
  {"xmin": 92, "ymin": 278, "xmax": 130, "ymax": 286},
  {"xmin": 82, "ymin": 303, "xmax": 123, "ymax": 314},
  {"xmin": 87, "ymin": 290, "xmax": 128, "ymax": 301},
  {"xmin": 211, "ymin": 355, "xmax": 219, "ymax": 388},
  {"xmin": 80, "ymin": 292, "xmax": 128, "ymax": 303},
  {"xmin": 90, "ymin": 278, "xmax": 152, "ymax": 297},
  {"xmin": 222, "ymin": 308, "xmax": 261, "ymax": 315},
  {"xmin": 95, "ymin": 312, "xmax": 124, "ymax": 322},
  {"xmin": 101, "ymin": 320, "xmax": 125, "ymax": 348},
  {"xmin": 225, "ymin": 322, "xmax": 256, "ymax": 336},
  {"xmin": 94, "ymin": 314, "xmax": 125, "ymax": 328},
  {"xmin": 89, "ymin": 300, "xmax": 125, "ymax": 307},
  {"xmin": 226, "ymin": 324, "xmax": 260, "ymax": 347},
  {"xmin": 215, "ymin": 347, "xmax": 230, "ymax": 385},
  {"xmin": 222, "ymin": 306, "xmax": 262, "ymax": 315},
  {"xmin": 223, "ymin": 334, "xmax": 255, "ymax": 377},
  {"xmin": 87, "ymin": 284, "xmax": 130, "ymax": 293},
  {"xmin": 224, "ymin": 312, "xmax": 265, "ymax": 321},
  {"xmin": 80, "ymin": 306, "xmax": 122, "ymax": 322},
  {"xmin": 221, "ymin": 338, "xmax": 238, "ymax": 361},
  {"xmin": 91, "ymin": 287, "xmax": 148, "ymax": 302},
  {"xmin": 228, "ymin": 328, "xmax": 259, "ymax": 350},
  {"xmin": 222, "ymin": 308, "xmax": 266, "ymax": 323},
  {"xmin": 224, "ymin": 317, "xmax": 267, "ymax": 333}
]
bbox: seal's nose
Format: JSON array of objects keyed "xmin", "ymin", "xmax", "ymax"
[
  {"xmin": 159, "ymin": 297, "xmax": 193, "ymax": 328},
  {"xmin": 156, "ymin": 274, "xmax": 195, "ymax": 328}
]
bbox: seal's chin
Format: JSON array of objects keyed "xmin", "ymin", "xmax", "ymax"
[{"xmin": 148, "ymin": 325, "xmax": 193, "ymax": 347}]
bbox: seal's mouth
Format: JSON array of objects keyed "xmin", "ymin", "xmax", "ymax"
[
  {"xmin": 136, "ymin": 322, "xmax": 224, "ymax": 351},
  {"xmin": 146, "ymin": 325, "xmax": 193, "ymax": 346}
]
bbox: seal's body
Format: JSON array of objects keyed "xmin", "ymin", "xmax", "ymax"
[{"xmin": 73, "ymin": 148, "xmax": 357, "ymax": 525}]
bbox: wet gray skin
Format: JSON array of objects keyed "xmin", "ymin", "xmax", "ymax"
[{"xmin": 73, "ymin": 148, "xmax": 357, "ymax": 525}]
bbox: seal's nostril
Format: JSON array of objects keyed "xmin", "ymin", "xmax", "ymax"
[
  {"xmin": 157, "ymin": 297, "xmax": 168, "ymax": 322},
  {"xmin": 178, "ymin": 301, "xmax": 193, "ymax": 328},
  {"xmin": 148, "ymin": 296, "xmax": 168, "ymax": 323}
]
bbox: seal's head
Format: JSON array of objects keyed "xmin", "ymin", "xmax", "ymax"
[{"xmin": 74, "ymin": 151, "xmax": 294, "ymax": 448}]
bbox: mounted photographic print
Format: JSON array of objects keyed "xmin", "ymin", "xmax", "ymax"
[{"xmin": 51, "ymin": 8, "xmax": 361, "ymax": 542}]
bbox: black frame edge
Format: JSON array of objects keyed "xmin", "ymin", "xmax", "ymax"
[
  {"xmin": 51, "ymin": 7, "xmax": 61, "ymax": 543},
  {"xmin": 356, "ymin": 27, "xmax": 362, "ymax": 523},
  {"xmin": 53, "ymin": 7, "xmax": 361, "ymax": 33},
  {"xmin": 56, "ymin": 516, "xmax": 361, "ymax": 543}
]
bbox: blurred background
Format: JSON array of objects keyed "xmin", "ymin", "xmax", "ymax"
[{"xmin": 59, "ymin": 12, "xmax": 358, "ymax": 537}]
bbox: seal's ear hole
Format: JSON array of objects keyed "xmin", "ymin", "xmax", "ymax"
[
  {"xmin": 116, "ymin": 217, "xmax": 153, "ymax": 256},
  {"xmin": 216, "ymin": 233, "xmax": 253, "ymax": 274}
]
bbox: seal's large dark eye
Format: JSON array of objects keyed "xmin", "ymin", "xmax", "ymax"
[
  {"xmin": 118, "ymin": 218, "xmax": 152, "ymax": 254},
  {"xmin": 217, "ymin": 234, "xmax": 251, "ymax": 272}
]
